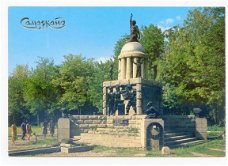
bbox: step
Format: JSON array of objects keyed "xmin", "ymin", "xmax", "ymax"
[
  {"xmin": 164, "ymin": 131, "xmax": 194, "ymax": 137},
  {"xmin": 164, "ymin": 128, "xmax": 195, "ymax": 132},
  {"xmin": 165, "ymin": 137, "xmax": 198, "ymax": 146},
  {"xmin": 164, "ymin": 135, "xmax": 194, "ymax": 142},
  {"xmin": 167, "ymin": 140, "xmax": 204, "ymax": 149}
]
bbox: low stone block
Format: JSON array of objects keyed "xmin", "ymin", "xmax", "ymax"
[
  {"xmin": 98, "ymin": 116, "xmax": 107, "ymax": 120},
  {"xmin": 61, "ymin": 145, "xmax": 94, "ymax": 153},
  {"xmin": 84, "ymin": 120, "xmax": 93, "ymax": 124},
  {"xmin": 161, "ymin": 146, "xmax": 170, "ymax": 155},
  {"xmin": 60, "ymin": 143, "xmax": 73, "ymax": 147},
  {"xmin": 83, "ymin": 129, "xmax": 89, "ymax": 133},
  {"xmin": 97, "ymin": 124, "xmax": 107, "ymax": 128},
  {"xmin": 78, "ymin": 115, "xmax": 89, "ymax": 120},
  {"xmin": 58, "ymin": 118, "xmax": 70, "ymax": 129},
  {"xmin": 75, "ymin": 120, "xmax": 84, "ymax": 124},
  {"xmin": 79, "ymin": 124, "xmax": 89, "ymax": 128},
  {"xmin": 88, "ymin": 124, "xmax": 98, "ymax": 128},
  {"xmin": 58, "ymin": 129, "xmax": 70, "ymax": 142},
  {"xmin": 92, "ymin": 120, "xmax": 102, "ymax": 124}
]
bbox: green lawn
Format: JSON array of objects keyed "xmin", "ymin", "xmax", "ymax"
[
  {"xmin": 8, "ymin": 125, "xmax": 58, "ymax": 152},
  {"xmin": 208, "ymin": 125, "xmax": 225, "ymax": 132},
  {"xmin": 92, "ymin": 139, "xmax": 225, "ymax": 157},
  {"xmin": 8, "ymin": 125, "xmax": 57, "ymax": 137},
  {"xmin": 9, "ymin": 125, "xmax": 42, "ymax": 136},
  {"xmin": 146, "ymin": 139, "xmax": 225, "ymax": 157}
]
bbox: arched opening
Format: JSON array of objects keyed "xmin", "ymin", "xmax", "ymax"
[{"xmin": 146, "ymin": 122, "xmax": 164, "ymax": 151}]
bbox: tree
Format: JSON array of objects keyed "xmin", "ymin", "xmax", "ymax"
[
  {"xmin": 23, "ymin": 57, "xmax": 59, "ymax": 123},
  {"xmin": 89, "ymin": 59, "xmax": 115, "ymax": 112},
  {"xmin": 159, "ymin": 7, "xmax": 225, "ymax": 124},
  {"xmin": 140, "ymin": 25, "xmax": 165, "ymax": 80},
  {"xmin": 8, "ymin": 65, "xmax": 30, "ymax": 125},
  {"xmin": 52, "ymin": 55, "xmax": 96, "ymax": 113}
]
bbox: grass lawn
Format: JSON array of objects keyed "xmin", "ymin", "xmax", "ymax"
[
  {"xmin": 8, "ymin": 125, "xmax": 58, "ymax": 152},
  {"xmin": 92, "ymin": 139, "xmax": 225, "ymax": 157},
  {"xmin": 147, "ymin": 139, "xmax": 225, "ymax": 157},
  {"xmin": 8, "ymin": 125, "xmax": 51, "ymax": 136},
  {"xmin": 9, "ymin": 135, "xmax": 58, "ymax": 152}
]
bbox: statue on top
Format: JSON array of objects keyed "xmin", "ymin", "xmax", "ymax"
[{"xmin": 128, "ymin": 13, "xmax": 140, "ymax": 42}]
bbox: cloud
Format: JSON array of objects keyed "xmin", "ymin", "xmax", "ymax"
[
  {"xmin": 95, "ymin": 56, "xmax": 113, "ymax": 63},
  {"xmin": 157, "ymin": 25, "xmax": 171, "ymax": 32},
  {"xmin": 176, "ymin": 16, "xmax": 181, "ymax": 20},
  {"xmin": 160, "ymin": 18, "xmax": 174, "ymax": 25},
  {"xmin": 165, "ymin": 18, "xmax": 174, "ymax": 24}
]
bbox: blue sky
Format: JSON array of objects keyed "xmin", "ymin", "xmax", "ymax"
[{"xmin": 8, "ymin": 7, "xmax": 194, "ymax": 75}]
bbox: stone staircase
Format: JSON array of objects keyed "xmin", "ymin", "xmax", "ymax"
[
  {"xmin": 164, "ymin": 130, "xmax": 203, "ymax": 148},
  {"xmin": 164, "ymin": 116, "xmax": 204, "ymax": 148}
]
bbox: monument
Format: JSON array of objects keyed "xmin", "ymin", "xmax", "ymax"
[{"xmin": 102, "ymin": 14, "xmax": 162, "ymax": 116}]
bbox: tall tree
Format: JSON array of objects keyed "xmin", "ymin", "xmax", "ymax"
[
  {"xmin": 8, "ymin": 65, "xmax": 30, "ymax": 125},
  {"xmin": 52, "ymin": 55, "xmax": 96, "ymax": 113},
  {"xmin": 23, "ymin": 57, "xmax": 59, "ymax": 122},
  {"xmin": 140, "ymin": 25, "xmax": 165, "ymax": 80},
  {"xmin": 159, "ymin": 7, "xmax": 225, "ymax": 124}
]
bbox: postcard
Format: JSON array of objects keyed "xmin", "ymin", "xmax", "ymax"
[{"xmin": 1, "ymin": 0, "xmax": 227, "ymax": 166}]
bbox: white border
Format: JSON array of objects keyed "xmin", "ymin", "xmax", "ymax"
[{"xmin": 1, "ymin": 0, "xmax": 228, "ymax": 166}]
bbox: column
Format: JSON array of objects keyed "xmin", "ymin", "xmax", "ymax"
[
  {"xmin": 133, "ymin": 57, "xmax": 137, "ymax": 78},
  {"xmin": 141, "ymin": 58, "xmax": 145, "ymax": 79},
  {"xmin": 130, "ymin": 58, "xmax": 133, "ymax": 78},
  {"xmin": 126, "ymin": 57, "xmax": 132, "ymax": 79},
  {"xmin": 121, "ymin": 58, "xmax": 126, "ymax": 79},
  {"xmin": 118, "ymin": 59, "xmax": 121, "ymax": 80}
]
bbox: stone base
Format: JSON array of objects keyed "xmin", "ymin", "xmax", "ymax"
[
  {"xmin": 58, "ymin": 115, "xmax": 165, "ymax": 151},
  {"xmin": 195, "ymin": 117, "xmax": 207, "ymax": 140},
  {"xmin": 58, "ymin": 118, "xmax": 71, "ymax": 142},
  {"xmin": 61, "ymin": 145, "xmax": 94, "ymax": 153}
]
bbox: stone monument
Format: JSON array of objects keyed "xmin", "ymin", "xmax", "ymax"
[{"xmin": 103, "ymin": 14, "xmax": 162, "ymax": 116}]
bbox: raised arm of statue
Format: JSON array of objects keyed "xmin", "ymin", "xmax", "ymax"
[{"xmin": 130, "ymin": 13, "xmax": 133, "ymax": 26}]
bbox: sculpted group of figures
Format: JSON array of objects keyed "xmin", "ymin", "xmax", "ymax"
[
  {"xmin": 107, "ymin": 84, "xmax": 136, "ymax": 116},
  {"xmin": 107, "ymin": 84, "xmax": 161, "ymax": 118}
]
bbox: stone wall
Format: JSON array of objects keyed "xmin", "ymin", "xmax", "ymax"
[
  {"xmin": 71, "ymin": 115, "xmax": 144, "ymax": 147},
  {"xmin": 163, "ymin": 115, "xmax": 196, "ymax": 132},
  {"xmin": 58, "ymin": 114, "xmax": 207, "ymax": 149},
  {"xmin": 163, "ymin": 115, "xmax": 207, "ymax": 140},
  {"xmin": 70, "ymin": 115, "xmax": 107, "ymax": 135}
]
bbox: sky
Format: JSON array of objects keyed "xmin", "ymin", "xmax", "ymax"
[{"xmin": 8, "ymin": 7, "xmax": 195, "ymax": 75}]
